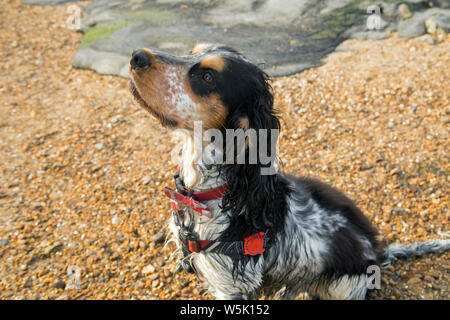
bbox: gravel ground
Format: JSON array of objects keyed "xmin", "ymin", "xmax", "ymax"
[{"xmin": 0, "ymin": 0, "xmax": 448, "ymax": 300}]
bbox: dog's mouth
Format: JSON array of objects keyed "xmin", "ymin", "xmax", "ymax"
[{"xmin": 129, "ymin": 80, "xmax": 178, "ymax": 128}]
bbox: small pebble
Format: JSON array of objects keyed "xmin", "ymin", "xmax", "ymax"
[
  {"xmin": 152, "ymin": 231, "xmax": 166, "ymax": 245},
  {"xmin": 142, "ymin": 176, "xmax": 152, "ymax": 185},
  {"xmin": 53, "ymin": 279, "xmax": 65, "ymax": 289},
  {"xmin": 142, "ymin": 264, "xmax": 155, "ymax": 274},
  {"xmin": 94, "ymin": 143, "xmax": 106, "ymax": 150}
]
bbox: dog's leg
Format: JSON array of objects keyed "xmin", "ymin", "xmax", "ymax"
[
  {"xmin": 309, "ymin": 274, "xmax": 368, "ymax": 300},
  {"xmin": 274, "ymin": 284, "xmax": 308, "ymax": 300},
  {"xmin": 214, "ymin": 291, "xmax": 247, "ymax": 300},
  {"xmin": 192, "ymin": 254, "xmax": 263, "ymax": 300}
]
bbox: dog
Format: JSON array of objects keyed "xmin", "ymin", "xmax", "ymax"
[{"xmin": 129, "ymin": 44, "xmax": 449, "ymax": 299}]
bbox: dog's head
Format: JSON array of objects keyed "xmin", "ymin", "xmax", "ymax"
[
  {"xmin": 129, "ymin": 44, "xmax": 277, "ymax": 133},
  {"xmin": 129, "ymin": 44, "xmax": 284, "ymax": 230}
]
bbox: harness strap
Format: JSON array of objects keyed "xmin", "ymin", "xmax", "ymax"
[
  {"xmin": 165, "ymin": 170, "xmax": 269, "ymax": 259},
  {"xmin": 187, "ymin": 231, "xmax": 268, "ymax": 256}
]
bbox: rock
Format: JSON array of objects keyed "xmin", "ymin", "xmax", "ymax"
[
  {"xmin": 142, "ymin": 264, "xmax": 155, "ymax": 274},
  {"xmin": 114, "ymin": 184, "xmax": 125, "ymax": 191},
  {"xmin": 94, "ymin": 143, "xmax": 106, "ymax": 150},
  {"xmin": 110, "ymin": 115, "xmax": 121, "ymax": 123},
  {"xmin": 23, "ymin": 0, "xmax": 448, "ymax": 78},
  {"xmin": 22, "ymin": 0, "xmax": 81, "ymax": 5},
  {"xmin": 111, "ymin": 216, "xmax": 119, "ymax": 225},
  {"xmin": 152, "ymin": 231, "xmax": 166, "ymax": 245},
  {"xmin": 44, "ymin": 242, "xmax": 63, "ymax": 255},
  {"xmin": 398, "ymin": 8, "xmax": 450, "ymax": 38},
  {"xmin": 150, "ymin": 273, "xmax": 160, "ymax": 280},
  {"xmin": 53, "ymin": 278, "xmax": 65, "ymax": 289},
  {"xmin": 110, "ymin": 252, "xmax": 121, "ymax": 261},
  {"xmin": 72, "ymin": 47, "xmax": 130, "ymax": 78},
  {"xmin": 0, "ymin": 239, "xmax": 9, "ymax": 247},
  {"xmin": 151, "ymin": 280, "xmax": 159, "ymax": 288},
  {"xmin": 334, "ymin": 44, "xmax": 353, "ymax": 52},
  {"xmin": 414, "ymin": 34, "xmax": 436, "ymax": 44},
  {"xmin": 425, "ymin": 17, "xmax": 438, "ymax": 34},
  {"xmin": 398, "ymin": 4, "xmax": 412, "ymax": 20},
  {"xmin": 398, "ymin": 15, "xmax": 426, "ymax": 38},
  {"xmin": 407, "ymin": 276, "xmax": 421, "ymax": 286},
  {"xmin": 425, "ymin": 14, "xmax": 450, "ymax": 35},
  {"xmin": 348, "ymin": 31, "xmax": 390, "ymax": 41},
  {"xmin": 142, "ymin": 176, "xmax": 152, "ymax": 185},
  {"xmin": 68, "ymin": 0, "xmax": 393, "ymax": 78}
]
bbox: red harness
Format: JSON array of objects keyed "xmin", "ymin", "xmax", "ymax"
[{"xmin": 163, "ymin": 180, "xmax": 267, "ymax": 256}]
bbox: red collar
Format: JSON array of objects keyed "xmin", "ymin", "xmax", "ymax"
[
  {"xmin": 163, "ymin": 184, "xmax": 227, "ymax": 218},
  {"xmin": 181, "ymin": 184, "xmax": 228, "ymax": 202},
  {"xmin": 172, "ymin": 167, "xmax": 227, "ymax": 201}
]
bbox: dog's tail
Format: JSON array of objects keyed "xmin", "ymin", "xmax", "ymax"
[{"xmin": 379, "ymin": 239, "xmax": 450, "ymax": 267}]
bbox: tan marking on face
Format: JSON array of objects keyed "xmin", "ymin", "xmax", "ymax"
[
  {"xmin": 191, "ymin": 43, "xmax": 212, "ymax": 54},
  {"xmin": 130, "ymin": 49, "xmax": 228, "ymax": 130},
  {"xmin": 130, "ymin": 56, "xmax": 185, "ymax": 127},
  {"xmin": 199, "ymin": 56, "xmax": 226, "ymax": 72},
  {"xmin": 197, "ymin": 93, "xmax": 228, "ymax": 130}
]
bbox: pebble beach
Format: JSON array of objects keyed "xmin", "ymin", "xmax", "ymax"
[{"xmin": 0, "ymin": 0, "xmax": 448, "ymax": 299}]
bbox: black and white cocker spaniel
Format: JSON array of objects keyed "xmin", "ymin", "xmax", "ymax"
[{"xmin": 129, "ymin": 44, "xmax": 449, "ymax": 300}]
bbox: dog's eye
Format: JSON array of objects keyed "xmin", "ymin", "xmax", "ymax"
[{"xmin": 202, "ymin": 71, "xmax": 214, "ymax": 84}]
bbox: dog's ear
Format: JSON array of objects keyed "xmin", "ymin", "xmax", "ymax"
[{"xmin": 221, "ymin": 68, "xmax": 283, "ymax": 230}]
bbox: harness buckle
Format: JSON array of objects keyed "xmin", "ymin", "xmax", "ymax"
[
  {"xmin": 243, "ymin": 232, "xmax": 266, "ymax": 255},
  {"xmin": 187, "ymin": 234, "xmax": 201, "ymax": 253}
]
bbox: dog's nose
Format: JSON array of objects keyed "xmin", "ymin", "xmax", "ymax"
[{"xmin": 131, "ymin": 49, "xmax": 150, "ymax": 70}]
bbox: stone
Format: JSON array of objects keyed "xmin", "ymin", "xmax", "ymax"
[
  {"xmin": 398, "ymin": 3, "xmax": 412, "ymax": 20},
  {"xmin": 142, "ymin": 176, "xmax": 152, "ymax": 185},
  {"xmin": 407, "ymin": 276, "xmax": 421, "ymax": 286},
  {"xmin": 114, "ymin": 184, "xmax": 125, "ymax": 191},
  {"xmin": 425, "ymin": 14, "xmax": 450, "ymax": 34},
  {"xmin": 398, "ymin": 8, "xmax": 450, "ymax": 38},
  {"xmin": 151, "ymin": 280, "xmax": 159, "ymax": 288},
  {"xmin": 398, "ymin": 15, "xmax": 426, "ymax": 38},
  {"xmin": 348, "ymin": 31, "xmax": 390, "ymax": 41},
  {"xmin": 72, "ymin": 47, "xmax": 130, "ymax": 78},
  {"xmin": 53, "ymin": 278, "xmax": 65, "ymax": 289},
  {"xmin": 0, "ymin": 239, "xmax": 9, "ymax": 247},
  {"xmin": 150, "ymin": 274, "xmax": 159, "ymax": 281},
  {"xmin": 22, "ymin": 0, "xmax": 81, "ymax": 5},
  {"xmin": 425, "ymin": 17, "xmax": 438, "ymax": 34},
  {"xmin": 24, "ymin": 0, "xmax": 450, "ymax": 77},
  {"xmin": 67, "ymin": 0, "xmax": 399, "ymax": 77},
  {"xmin": 111, "ymin": 216, "xmax": 119, "ymax": 225},
  {"xmin": 414, "ymin": 34, "xmax": 436, "ymax": 45},
  {"xmin": 152, "ymin": 231, "xmax": 166, "ymax": 245},
  {"xmin": 94, "ymin": 143, "xmax": 106, "ymax": 150},
  {"xmin": 44, "ymin": 242, "xmax": 63, "ymax": 255},
  {"xmin": 110, "ymin": 115, "xmax": 121, "ymax": 123}
]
